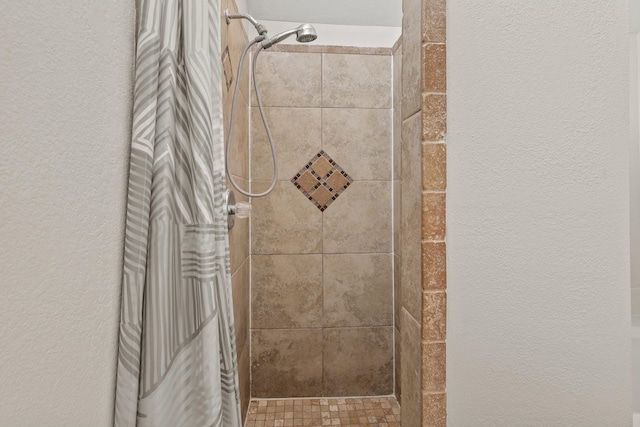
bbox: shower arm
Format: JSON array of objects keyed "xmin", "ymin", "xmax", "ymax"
[{"xmin": 224, "ymin": 10, "xmax": 268, "ymax": 36}]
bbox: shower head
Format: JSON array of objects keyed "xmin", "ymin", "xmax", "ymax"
[{"xmin": 261, "ymin": 24, "xmax": 318, "ymax": 49}]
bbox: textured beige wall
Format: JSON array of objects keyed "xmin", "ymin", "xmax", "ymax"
[
  {"xmin": 447, "ymin": 0, "xmax": 631, "ymax": 424},
  {"xmin": 0, "ymin": 1, "xmax": 135, "ymax": 425}
]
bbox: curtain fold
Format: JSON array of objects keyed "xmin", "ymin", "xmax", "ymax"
[{"xmin": 114, "ymin": 0, "xmax": 241, "ymax": 425}]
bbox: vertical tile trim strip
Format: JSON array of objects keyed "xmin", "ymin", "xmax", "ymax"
[{"xmin": 421, "ymin": 0, "xmax": 447, "ymax": 425}]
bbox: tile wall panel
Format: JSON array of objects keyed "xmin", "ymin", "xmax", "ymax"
[
  {"xmin": 222, "ymin": 0, "xmax": 251, "ymax": 419},
  {"xmin": 250, "ymin": 48, "xmax": 395, "ymax": 398}
]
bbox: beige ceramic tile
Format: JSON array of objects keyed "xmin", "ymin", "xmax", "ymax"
[
  {"xmin": 422, "ymin": 342, "xmax": 446, "ymax": 392},
  {"xmin": 267, "ymin": 44, "xmax": 393, "ymax": 55},
  {"xmin": 251, "ymin": 254, "xmax": 322, "ymax": 328},
  {"xmin": 322, "ymin": 54, "xmax": 392, "ymax": 108},
  {"xmin": 323, "ymin": 327, "xmax": 393, "ymax": 396},
  {"xmin": 220, "ymin": 0, "xmax": 229, "ymax": 62},
  {"xmin": 422, "ymin": 192, "xmax": 446, "ymax": 241},
  {"xmin": 422, "ymin": 392, "xmax": 447, "ymax": 427},
  {"xmin": 250, "ymin": 107, "xmax": 322, "ymax": 181},
  {"xmin": 228, "ymin": 176, "xmax": 249, "ymax": 274},
  {"xmin": 401, "ymin": 112, "xmax": 423, "ymax": 320},
  {"xmin": 393, "ymin": 43, "xmax": 403, "ymax": 108},
  {"xmin": 395, "ymin": 325, "xmax": 402, "ymax": 401},
  {"xmin": 422, "ymin": 241, "xmax": 446, "ymax": 291},
  {"xmin": 251, "ymin": 329, "xmax": 323, "ymax": 397},
  {"xmin": 400, "ymin": 308, "xmax": 422, "ymax": 427},
  {"xmin": 322, "ymin": 108, "xmax": 391, "ymax": 181},
  {"xmin": 225, "ymin": 92, "xmax": 249, "ymax": 179},
  {"xmin": 251, "ymin": 180, "xmax": 322, "ymax": 254},
  {"xmin": 394, "ymin": 254, "xmax": 402, "ymax": 329},
  {"xmin": 231, "ymin": 259, "xmax": 249, "ymax": 350},
  {"xmin": 323, "ymin": 181, "xmax": 391, "ymax": 254},
  {"xmin": 423, "ymin": 0, "xmax": 446, "ymax": 43},
  {"xmin": 394, "ymin": 104, "xmax": 402, "ymax": 181},
  {"xmin": 226, "ymin": 0, "xmax": 250, "ymax": 101},
  {"xmin": 402, "ymin": 0, "xmax": 422, "ymax": 119},
  {"xmin": 422, "ymin": 143, "xmax": 446, "ymax": 191},
  {"xmin": 422, "ymin": 94, "xmax": 447, "ymax": 141},
  {"xmin": 423, "ymin": 43, "xmax": 446, "ymax": 93},
  {"xmin": 394, "ymin": 180, "xmax": 401, "ymax": 256},
  {"xmin": 238, "ymin": 342, "xmax": 250, "ymax": 420},
  {"xmin": 422, "ymin": 291, "xmax": 446, "ymax": 341},
  {"xmin": 252, "ymin": 51, "xmax": 321, "ymax": 107},
  {"xmin": 323, "ymin": 254, "xmax": 393, "ymax": 327}
]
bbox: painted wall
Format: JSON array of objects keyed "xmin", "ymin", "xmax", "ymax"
[
  {"xmin": 0, "ymin": 1, "xmax": 134, "ymax": 425},
  {"xmin": 447, "ymin": 1, "xmax": 631, "ymax": 425}
]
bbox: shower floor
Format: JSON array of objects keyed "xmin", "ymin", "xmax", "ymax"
[{"xmin": 244, "ymin": 396, "xmax": 400, "ymax": 427}]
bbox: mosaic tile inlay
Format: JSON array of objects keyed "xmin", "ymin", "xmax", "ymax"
[
  {"xmin": 291, "ymin": 151, "xmax": 353, "ymax": 212},
  {"xmin": 244, "ymin": 396, "xmax": 400, "ymax": 427}
]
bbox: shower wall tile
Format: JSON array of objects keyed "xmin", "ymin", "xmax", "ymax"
[
  {"xmin": 394, "ymin": 103, "xmax": 402, "ymax": 181},
  {"xmin": 252, "ymin": 254, "xmax": 323, "ymax": 329},
  {"xmin": 238, "ymin": 343, "xmax": 250, "ymax": 420},
  {"xmin": 220, "ymin": 0, "xmax": 229, "ymax": 56},
  {"xmin": 251, "ymin": 329, "xmax": 324, "ymax": 397},
  {"xmin": 400, "ymin": 309, "xmax": 422, "ymax": 427},
  {"xmin": 228, "ymin": 176, "xmax": 249, "ymax": 273},
  {"xmin": 422, "ymin": 192, "xmax": 446, "ymax": 241},
  {"xmin": 251, "ymin": 180, "xmax": 322, "ymax": 254},
  {"xmin": 393, "ymin": 42, "xmax": 403, "ymax": 109},
  {"xmin": 395, "ymin": 255, "xmax": 402, "ymax": 329},
  {"xmin": 322, "ymin": 54, "xmax": 392, "ymax": 109},
  {"xmin": 249, "ymin": 47, "xmax": 395, "ymax": 399},
  {"xmin": 322, "ymin": 108, "xmax": 391, "ymax": 180},
  {"xmin": 422, "ymin": 94, "xmax": 447, "ymax": 141},
  {"xmin": 422, "ymin": 392, "xmax": 446, "ymax": 426},
  {"xmin": 323, "ymin": 327, "xmax": 393, "ymax": 396},
  {"xmin": 323, "ymin": 254, "xmax": 393, "ymax": 327},
  {"xmin": 401, "ymin": 112, "xmax": 424, "ymax": 321},
  {"xmin": 395, "ymin": 325, "xmax": 402, "ymax": 400},
  {"xmin": 423, "ymin": 43, "xmax": 446, "ymax": 93},
  {"xmin": 422, "ymin": 342, "xmax": 446, "ymax": 392},
  {"xmin": 394, "ymin": 180, "xmax": 402, "ymax": 257},
  {"xmin": 422, "ymin": 241, "xmax": 446, "ymax": 291},
  {"xmin": 227, "ymin": 91, "xmax": 249, "ymax": 179},
  {"xmin": 402, "ymin": 0, "xmax": 422, "ymax": 119},
  {"xmin": 226, "ymin": 0, "xmax": 250, "ymax": 102},
  {"xmin": 323, "ymin": 181, "xmax": 391, "ymax": 254},
  {"xmin": 222, "ymin": 1, "xmax": 251, "ymax": 415},
  {"xmin": 422, "ymin": 0, "xmax": 446, "ymax": 43},
  {"xmin": 422, "ymin": 291, "xmax": 446, "ymax": 341},
  {"xmin": 252, "ymin": 52, "xmax": 321, "ymax": 107},
  {"xmin": 251, "ymin": 107, "xmax": 322, "ymax": 181},
  {"xmin": 422, "ymin": 142, "xmax": 446, "ymax": 191},
  {"xmin": 231, "ymin": 259, "xmax": 250, "ymax": 350}
]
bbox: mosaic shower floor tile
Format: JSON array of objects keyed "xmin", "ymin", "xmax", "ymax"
[
  {"xmin": 244, "ymin": 396, "xmax": 400, "ymax": 427},
  {"xmin": 291, "ymin": 151, "xmax": 353, "ymax": 212}
]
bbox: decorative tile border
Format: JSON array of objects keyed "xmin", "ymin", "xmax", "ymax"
[{"xmin": 291, "ymin": 150, "xmax": 353, "ymax": 212}]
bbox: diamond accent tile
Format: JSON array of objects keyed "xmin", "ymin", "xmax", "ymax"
[{"xmin": 291, "ymin": 151, "xmax": 353, "ymax": 212}]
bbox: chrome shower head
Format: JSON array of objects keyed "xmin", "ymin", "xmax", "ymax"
[
  {"xmin": 261, "ymin": 24, "xmax": 318, "ymax": 49},
  {"xmin": 295, "ymin": 24, "xmax": 318, "ymax": 43}
]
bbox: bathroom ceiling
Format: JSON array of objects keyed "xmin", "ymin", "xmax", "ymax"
[{"xmin": 245, "ymin": 0, "xmax": 402, "ymax": 27}]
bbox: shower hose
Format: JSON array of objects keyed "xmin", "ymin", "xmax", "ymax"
[{"xmin": 225, "ymin": 35, "xmax": 277, "ymax": 198}]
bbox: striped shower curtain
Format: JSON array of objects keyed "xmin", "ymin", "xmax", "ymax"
[{"xmin": 114, "ymin": 0, "xmax": 241, "ymax": 426}]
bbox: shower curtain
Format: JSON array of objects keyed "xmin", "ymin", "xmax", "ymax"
[{"xmin": 114, "ymin": 1, "xmax": 241, "ymax": 426}]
